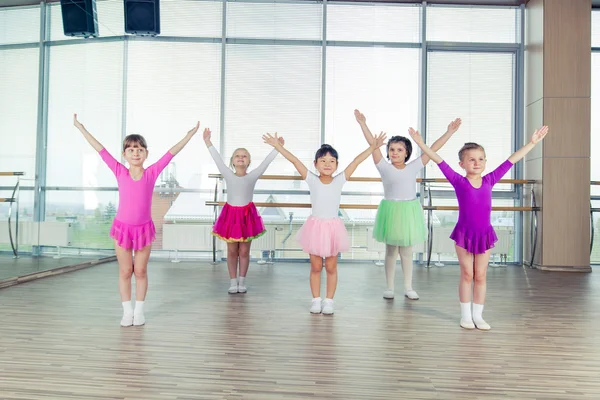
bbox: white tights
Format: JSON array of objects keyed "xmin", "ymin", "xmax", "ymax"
[{"xmin": 384, "ymin": 245, "xmax": 414, "ymax": 291}]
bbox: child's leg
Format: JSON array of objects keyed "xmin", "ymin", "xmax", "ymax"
[
  {"xmin": 115, "ymin": 242, "xmax": 134, "ymax": 326},
  {"xmin": 115, "ymin": 242, "xmax": 134, "ymax": 302},
  {"xmin": 324, "ymin": 256, "xmax": 338, "ymax": 299},
  {"xmin": 309, "ymin": 255, "xmax": 324, "ymax": 314},
  {"xmin": 455, "ymin": 244, "xmax": 475, "ymax": 329},
  {"xmin": 237, "ymin": 242, "xmax": 251, "ymax": 293},
  {"xmin": 309, "ymin": 255, "xmax": 324, "ymax": 298},
  {"xmin": 132, "ymin": 244, "xmax": 152, "ymax": 301},
  {"xmin": 472, "ymin": 250, "xmax": 492, "ymax": 330},
  {"xmin": 132, "ymin": 244, "xmax": 152, "ymax": 326},
  {"xmin": 384, "ymin": 245, "xmax": 399, "ymax": 297},
  {"xmin": 226, "ymin": 242, "xmax": 240, "ymax": 293},
  {"xmin": 226, "ymin": 242, "xmax": 240, "ymax": 278},
  {"xmin": 399, "ymin": 245, "xmax": 418, "ymax": 299},
  {"xmin": 322, "ymin": 256, "xmax": 338, "ymax": 314}
]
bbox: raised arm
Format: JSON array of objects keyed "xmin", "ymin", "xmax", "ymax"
[
  {"xmin": 263, "ymin": 132, "xmax": 308, "ymax": 180},
  {"xmin": 344, "ymin": 132, "xmax": 387, "ymax": 180},
  {"xmin": 169, "ymin": 121, "xmax": 199, "ymax": 156},
  {"xmin": 203, "ymin": 128, "xmax": 233, "ymax": 177},
  {"xmin": 423, "ymin": 118, "xmax": 461, "ymax": 165},
  {"xmin": 249, "ymin": 136, "xmax": 283, "ymax": 178},
  {"xmin": 508, "ymin": 126, "xmax": 548, "ymax": 164},
  {"xmin": 354, "ymin": 109, "xmax": 383, "ymax": 164},
  {"xmin": 74, "ymin": 114, "xmax": 104, "ymax": 152},
  {"xmin": 408, "ymin": 128, "xmax": 443, "ymax": 164}
]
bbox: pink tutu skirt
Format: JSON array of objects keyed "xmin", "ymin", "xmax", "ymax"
[
  {"xmin": 450, "ymin": 224, "xmax": 498, "ymax": 254},
  {"xmin": 296, "ymin": 216, "xmax": 350, "ymax": 258},
  {"xmin": 110, "ymin": 219, "xmax": 156, "ymax": 250},
  {"xmin": 212, "ymin": 202, "xmax": 266, "ymax": 242}
]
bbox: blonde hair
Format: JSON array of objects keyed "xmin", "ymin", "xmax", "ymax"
[
  {"xmin": 229, "ymin": 148, "xmax": 251, "ymax": 169},
  {"xmin": 458, "ymin": 142, "xmax": 485, "ymax": 161}
]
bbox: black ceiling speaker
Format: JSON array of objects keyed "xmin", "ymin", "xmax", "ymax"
[
  {"xmin": 60, "ymin": 0, "xmax": 98, "ymax": 38},
  {"xmin": 124, "ymin": 0, "xmax": 161, "ymax": 36}
]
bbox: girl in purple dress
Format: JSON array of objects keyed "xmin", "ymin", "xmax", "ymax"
[{"xmin": 409, "ymin": 125, "xmax": 548, "ymax": 330}]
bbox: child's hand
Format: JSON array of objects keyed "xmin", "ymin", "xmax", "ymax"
[
  {"xmin": 203, "ymin": 128, "xmax": 211, "ymax": 143},
  {"xmin": 372, "ymin": 131, "xmax": 387, "ymax": 148},
  {"xmin": 530, "ymin": 125, "xmax": 548, "ymax": 145},
  {"xmin": 262, "ymin": 132, "xmax": 282, "ymax": 148},
  {"xmin": 447, "ymin": 118, "xmax": 462, "ymax": 134},
  {"xmin": 73, "ymin": 113, "xmax": 84, "ymax": 130},
  {"xmin": 354, "ymin": 109, "xmax": 366, "ymax": 124},
  {"xmin": 188, "ymin": 121, "xmax": 200, "ymax": 136},
  {"xmin": 277, "ymin": 136, "xmax": 285, "ymax": 146},
  {"xmin": 408, "ymin": 127, "xmax": 423, "ymax": 143}
]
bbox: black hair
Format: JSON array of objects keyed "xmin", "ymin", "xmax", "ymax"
[
  {"xmin": 314, "ymin": 144, "xmax": 339, "ymax": 162},
  {"xmin": 386, "ymin": 135, "xmax": 412, "ymax": 161}
]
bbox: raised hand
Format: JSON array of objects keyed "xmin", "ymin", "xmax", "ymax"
[
  {"xmin": 372, "ymin": 131, "xmax": 387, "ymax": 148},
  {"xmin": 408, "ymin": 127, "xmax": 423, "ymax": 143},
  {"xmin": 530, "ymin": 125, "xmax": 549, "ymax": 144},
  {"xmin": 262, "ymin": 132, "xmax": 282, "ymax": 148},
  {"xmin": 73, "ymin": 113, "xmax": 84, "ymax": 130},
  {"xmin": 277, "ymin": 135, "xmax": 285, "ymax": 146},
  {"xmin": 354, "ymin": 109, "xmax": 366, "ymax": 124},
  {"xmin": 447, "ymin": 118, "xmax": 462, "ymax": 134},
  {"xmin": 188, "ymin": 121, "xmax": 200, "ymax": 136},
  {"xmin": 203, "ymin": 128, "xmax": 211, "ymax": 143}
]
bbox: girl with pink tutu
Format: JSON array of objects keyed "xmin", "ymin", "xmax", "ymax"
[
  {"xmin": 203, "ymin": 128, "xmax": 282, "ymax": 294},
  {"xmin": 408, "ymin": 125, "xmax": 548, "ymax": 330},
  {"xmin": 263, "ymin": 131, "xmax": 386, "ymax": 315},
  {"xmin": 74, "ymin": 114, "xmax": 199, "ymax": 327}
]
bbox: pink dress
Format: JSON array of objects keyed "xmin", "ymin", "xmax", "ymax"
[{"xmin": 99, "ymin": 148, "xmax": 174, "ymax": 250}]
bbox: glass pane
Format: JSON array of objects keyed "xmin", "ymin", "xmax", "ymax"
[
  {"xmin": 227, "ymin": 1, "xmax": 322, "ymax": 40},
  {"xmin": 46, "ymin": 41, "xmax": 124, "ymax": 187},
  {"xmin": 126, "ymin": 41, "xmax": 222, "ymax": 192},
  {"xmin": 427, "ymin": 5, "xmax": 520, "ymax": 43},
  {"xmin": 592, "ymin": 10, "xmax": 600, "ymax": 48},
  {"xmin": 0, "ymin": 5, "xmax": 40, "ymax": 45},
  {"xmin": 0, "ymin": 47, "xmax": 39, "ymax": 179},
  {"xmin": 426, "ymin": 51, "xmax": 515, "ymax": 190},
  {"xmin": 327, "ymin": 3, "xmax": 420, "ymax": 43},
  {"xmin": 161, "ymin": 0, "xmax": 222, "ymax": 37}
]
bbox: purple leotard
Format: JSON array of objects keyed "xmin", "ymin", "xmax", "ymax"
[{"xmin": 437, "ymin": 160, "xmax": 513, "ymax": 254}]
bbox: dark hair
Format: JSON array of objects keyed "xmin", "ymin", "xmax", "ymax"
[
  {"xmin": 386, "ymin": 136, "xmax": 412, "ymax": 161},
  {"xmin": 458, "ymin": 142, "xmax": 486, "ymax": 161},
  {"xmin": 122, "ymin": 134, "xmax": 148, "ymax": 153},
  {"xmin": 314, "ymin": 144, "xmax": 339, "ymax": 162}
]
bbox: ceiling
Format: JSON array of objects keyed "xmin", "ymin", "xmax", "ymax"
[{"xmin": 1, "ymin": 0, "xmax": 599, "ymax": 8}]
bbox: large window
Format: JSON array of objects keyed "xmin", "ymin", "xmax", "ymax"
[{"xmin": 0, "ymin": 1, "xmax": 523, "ymax": 262}]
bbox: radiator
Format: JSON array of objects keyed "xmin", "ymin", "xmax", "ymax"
[{"xmin": 0, "ymin": 221, "xmax": 72, "ymax": 247}]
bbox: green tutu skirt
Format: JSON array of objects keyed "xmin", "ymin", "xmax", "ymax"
[{"xmin": 373, "ymin": 199, "xmax": 427, "ymax": 246}]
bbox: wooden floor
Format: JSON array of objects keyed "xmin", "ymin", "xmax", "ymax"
[{"xmin": 1, "ymin": 260, "xmax": 599, "ymax": 399}]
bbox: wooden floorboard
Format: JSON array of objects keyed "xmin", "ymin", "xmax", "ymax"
[{"xmin": 0, "ymin": 261, "xmax": 599, "ymax": 399}]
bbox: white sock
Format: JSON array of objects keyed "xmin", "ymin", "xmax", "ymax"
[
  {"xmin": 399, "ymin": 245, "xmax": 413, "ymax": 291},
  {"xmin": 384, "ymin": 245, "xmax": 399, "ymax": 291},
  {"xmin": 230, "ymin": 278, "xmax": 238, "ymax": 286},
  {"xmin": 238, "ymin": 276, "xmax": 246, "ymax": 286},
  {"xmin": 460, "ymin": 302, "xmax": 472, "ymax": 321},
  {"xmin": 134, "ymin": 301, "xmax": 144, "ymax": 314},
  {"xmin": 472, "ymin": 303, "xmax": 484, "ymax": 320},
  {"xmin": 122, "ymin": 301, "xmax": 133, "ymax": 314}
]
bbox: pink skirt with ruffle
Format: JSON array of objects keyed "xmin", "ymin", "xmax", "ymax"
[
  {"xmin": 296, "ymin": 216, "xmax": 350, "ymax": 258},
  {"xmin": 212, "ymin": 202, "xmax": 266, "ymax": 243},
  {"xmin": 110, "ymin": 219, "xmax": 156, "ymax": 250},
  {"xmin": 450, "ymin": 224, "xmax": 498, "ymax": 254}
]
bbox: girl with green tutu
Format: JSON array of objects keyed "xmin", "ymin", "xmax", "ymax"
[{"xmin": 354, "ymin": 110, "xmax": 461, "ymax": 300}]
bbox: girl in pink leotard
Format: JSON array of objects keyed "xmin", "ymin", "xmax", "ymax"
[
  {"xmin": 74, "ymin": 114, "xmax": 199, "ymax": 327},
  {"xmin": 409, "ymin": 125, "xmax": 548, "ymax": 331}
]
